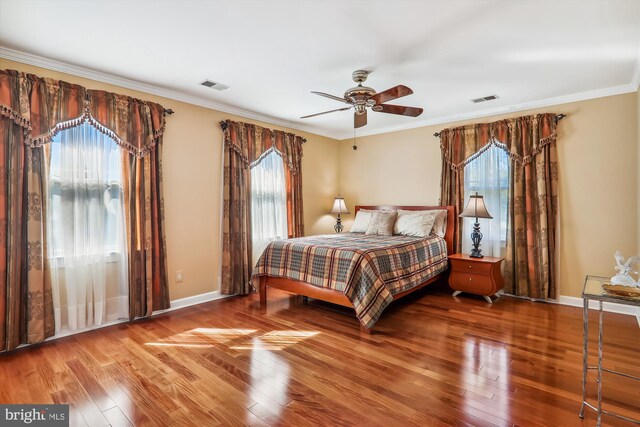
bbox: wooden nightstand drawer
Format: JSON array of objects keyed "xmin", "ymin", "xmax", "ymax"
[
  {"xmin": 450, "ymin": 260, "xmax": 493, "ymax": 276},
  {"xmin": 449, "ymin": 273, "xmax": 494, "ymax": 295}
]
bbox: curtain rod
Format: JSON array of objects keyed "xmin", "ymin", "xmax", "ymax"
[
  {"xmin": 432, "ymin": 113, "xmax": 566, "ymax": 138},
  {"xmin": 219, "ymin": 120, "xmax": 307, "ymax": 143}
]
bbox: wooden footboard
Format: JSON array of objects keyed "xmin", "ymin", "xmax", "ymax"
[{"xmin": 259, "ymin": 276, "xmax": 352, "ymax": 308}]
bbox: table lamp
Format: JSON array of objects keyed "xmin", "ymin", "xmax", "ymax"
[
  {"xmin": 459, "ymin": 192, "xmax": 493, "ymax": 258},
  {"xmin": 330, "ymin": 196, "xmax": 350, "ymax": 233}
]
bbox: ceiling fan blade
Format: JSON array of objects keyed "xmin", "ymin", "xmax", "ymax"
[
  {"xmin": 301, "ymin": 106, "xmax": 351, "ymax": 119},
  {"xmin": 370, "ymin": 85, "xmax": 413, "ymax": 104},
  {"xmin": 311, "ymin": 91, "xmax": 349, "ymax": 104},
  {"xmin": 375, "ymin": 104, "xmax": 423, "ymax": 117},
  {"xmin": 354, "ymin": 110, "xmax": 367, "ymax": 128}
]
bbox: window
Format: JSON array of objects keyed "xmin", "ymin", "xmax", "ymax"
[
  {"xmin": 48, "ymin": 123, "xmax": 126, "ymax": 259},
  {"xmin": 462, "ymin": 145, "xmax": 510, "ymax": 257},
  {"xmin": 250, "ymin": 149, "xmax": 288, "ymax": 265},
  {"xmin": 47, "ymin": 122, "xmax": 129, "ymax": 332}
]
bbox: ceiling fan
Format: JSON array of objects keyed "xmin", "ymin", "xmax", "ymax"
[{"xmin": 301, "ymin": 70, "xmax": 423, "ymax": 128}]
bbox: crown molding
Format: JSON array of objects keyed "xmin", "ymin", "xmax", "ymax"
[
  {"xmin": 336, "ymin": 81, "xmax": 639, "ymax": 140},
  {"xmin": 1, "ymin": 46, "xmax": 638, "ymax": 142},
  {"xmin": 0, "ymin": 46, "xmax": 345, "ymax": 140}
]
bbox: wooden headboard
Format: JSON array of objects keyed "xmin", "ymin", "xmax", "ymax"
[{"xmin": 354, "ymin": 205, "xmax": 457, "ymax": 255}]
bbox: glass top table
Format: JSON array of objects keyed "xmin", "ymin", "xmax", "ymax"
[
  {"xmin": 579, "ymin": 275, "xmax": 640, "ymax": 426},
  {"xmin": 583, "ymin": 274, "xmax": 640, "ymax": 306}
]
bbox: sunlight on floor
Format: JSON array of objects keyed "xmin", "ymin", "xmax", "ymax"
[
  {"xmin": 144, "ymin": 328, "xmax": 319, "ymax": 351},
  {"xmin": 192, "ymin": 328, "xmax": 258, "ymax": 343},
  {"xmin": 231, "ymin": 330, "xmax": 319, "ymax": 351},
  {"xmin": 145, "ymin": 342, "xmax": 215, "ymax": 348},
  {"xmin": 144, "ymin": 328, "xmax": 257, "ymax": 348}
]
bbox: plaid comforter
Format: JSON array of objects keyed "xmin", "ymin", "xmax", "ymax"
[{"xmin": 252, "ymin": 233, "xmax": 448, "ymax": 329}]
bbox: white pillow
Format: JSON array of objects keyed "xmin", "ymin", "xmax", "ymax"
[
  {"xmin": 394, "ymin": 211, "xmax": 437, "ymax": 237},
  {"xmin": 350, "ymin": 211, "xmax": 373, "ymax": 233},
  {"xmin": 397, "ymin": 209, "xmax": 448, "ymax": 237},
  {"xmin": 365, "ymin": 210, "xmax": 398, "ymax": 236}
]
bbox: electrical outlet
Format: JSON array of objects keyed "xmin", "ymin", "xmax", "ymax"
[{"xmin": 176, "ymin": 271, "xmax": 184, "ymax": 283}]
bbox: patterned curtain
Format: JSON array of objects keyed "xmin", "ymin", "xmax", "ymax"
[
  {"xmin": 0, "ymin": 70, "xmax": 82, "ymax": 351},
  {"xmin": 89, "ymin": 91, "xmax": 170, "ymax": 317},
  {"xmin": 439, "ymin": 113, "xmax": 559, "ymax": 299},
  {"xmin": 0, "ymin": 69, "xmax": 170, "ymax": 351},
  {"xmin": 278, "ymin": 132, "xmax": 304, "ymax": 238},
  {"xmin": 220, "ymin": 120, "xmax": 305, "ymax": 295}
]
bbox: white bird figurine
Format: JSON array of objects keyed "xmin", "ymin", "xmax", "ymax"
[{"xmin": 611, "ymin": 251, "xmax": 640, "ymax": 287}]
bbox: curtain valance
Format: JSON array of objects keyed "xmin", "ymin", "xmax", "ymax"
[
  {"xmin": 0, "ymin": 69, "xmax": 166, "ymax": 157},
  {"xmin": 439, "ymin": 113, "xmax": 558, "ymax": 170},
  {"xmin": 220, "ymin": 120, "xmax": 304, "ymax": 173}
]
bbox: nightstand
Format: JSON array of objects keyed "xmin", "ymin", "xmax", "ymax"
[{"xmin": 448, "ymin": 254, "xmax": 504, "ymax": 303}]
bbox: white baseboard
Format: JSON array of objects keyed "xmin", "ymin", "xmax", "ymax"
[
  {"xmin": 46, "ymin": 318, "xmax": 127, "ymax": 341},
  {"xmin": 557, "ymin": 295, "xmax": 640, "ymax": 326},
  {"xmin": 154, "ymin": 291, "xmax": 230, "ymax": 314}
]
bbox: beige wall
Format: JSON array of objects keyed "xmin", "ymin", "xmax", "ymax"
[
  {"xmin": 0, "ymin": 59, "xmax": 339, "ymax": 301},
  {"xmin": 339, "ymin": 94, "xmax": 639, "ymax": 298}
]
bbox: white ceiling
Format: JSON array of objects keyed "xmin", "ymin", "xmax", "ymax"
[{"xmin": 1, "ymin": 0, "xmax": 639, "ymax": 140}]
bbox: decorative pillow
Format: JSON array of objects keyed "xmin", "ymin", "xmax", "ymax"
[
  {"xmin": 393, "ymin": 211, "xmax": 437, "ymax": 237},
  {"xmin": 397, "ymin": 209, "xmax": 448, "ymax": 237},
  {"xmin": 350, "ymin": 210, "xmax": 373, "ymax": 233},
  {"xmin": 365, "ymin": 210, "xmax": 398, "ymax": 236}
]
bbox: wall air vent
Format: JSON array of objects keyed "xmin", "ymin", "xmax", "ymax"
[
  {"xmin": 200, "ymin": 80, "xmax": 229, "ymax": 91},
  {"xmin": 471, "ymin": 94, "xmax": 499, "ymax": 103}
]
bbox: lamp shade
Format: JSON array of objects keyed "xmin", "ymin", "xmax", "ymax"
[
  {"xmin": 459, "ymin": 193, "xmax": 493, "ymax": 219},
  {"xmin": 330, "ymin": 197, "xmax": 350, "ymax": 214}
]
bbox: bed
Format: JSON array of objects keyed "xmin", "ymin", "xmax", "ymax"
[{"xmin": 252, "ymin": 205, "xmax": 456, "ymax": 333}]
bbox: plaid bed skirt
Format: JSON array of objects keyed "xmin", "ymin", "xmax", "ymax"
[{"xmin": 252, "ymin": 233, "xmax": 448, "ymax": 329}]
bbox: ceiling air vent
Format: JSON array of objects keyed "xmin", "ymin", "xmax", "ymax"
[
  {"xmin": 471, "ymin": 94, "xmax": 499, "ymax": 103},
  {"xmin": 200, "ymin": 80, "xmax": 229, "ymax": 91}
]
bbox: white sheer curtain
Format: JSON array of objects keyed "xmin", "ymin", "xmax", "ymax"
[
  {"xmin": 47, "ymin": 122, "xmax": 129, "ymax": 334},
  {"xmin": 250, "ymin": 149, "xmax": 288, "ymax": 265},
  {"xmin": 462, "ymin": 145, "xmax": 510, "ymax": 257}
]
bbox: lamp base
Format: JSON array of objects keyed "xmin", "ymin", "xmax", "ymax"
[
  {"xmin": 469, "ymin": 221, "xmax": 484, "ymax": 258},
  {"xmin": 334, "ymin": 214, "xmax": 344, "ymax": 233},
  {"xmin": 469, "ymin": 250, "xmax": 484, "ymax": 259}
]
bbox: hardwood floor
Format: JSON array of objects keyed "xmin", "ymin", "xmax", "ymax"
[{"xmin": 1, "ymin": 281, "xmax": 639, "ymax": 426}]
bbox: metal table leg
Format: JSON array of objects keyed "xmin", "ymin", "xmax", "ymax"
[
  {"xmin": 580, "ymin": 297, "xmax": 589, "ymax": 419},
  {"xmin": 579, "ymin": 276, "xmax": 640, "ymax": 424},
  {"xmin": 597, "ymin": 301, "xmax": 604, "ymax": 426}
]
